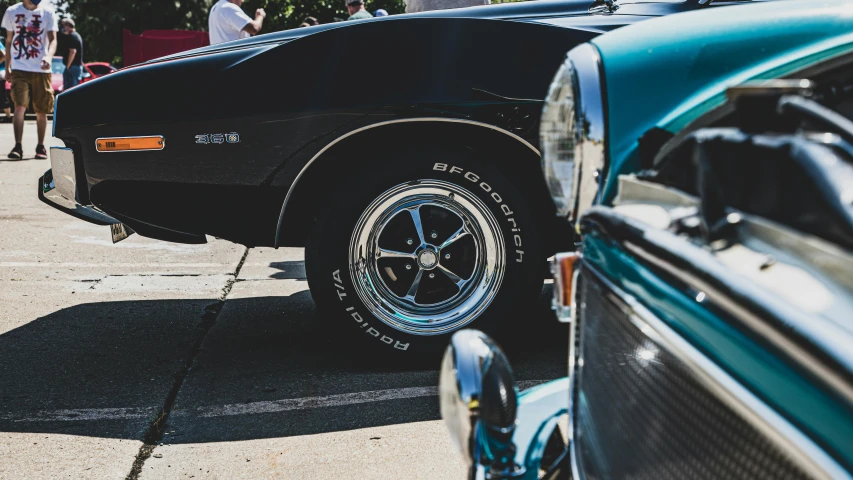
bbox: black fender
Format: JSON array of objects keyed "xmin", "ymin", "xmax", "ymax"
[{"xmin": 272, "ymin": 119, "xmax": 576, "ymax": 257}]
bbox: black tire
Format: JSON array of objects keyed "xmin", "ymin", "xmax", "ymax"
[{"xmin": 305, "ymin": 144, "xmax": 544, "ymax": 358}]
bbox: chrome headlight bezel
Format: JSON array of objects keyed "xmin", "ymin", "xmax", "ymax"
[
  {"xmin": 439, "ymin": 330, "xmax": 490, "ymax": 466},
  {"xmin": 541, "ymin": 43, "xmax": 607, "ymax": 223},
  {"xmin": 439, "ymin": 342, "xmax": 476, "ymax": 466},
  {"xmin": 439, "ymin": 330, "xmax": 518, "ymax": 469}
]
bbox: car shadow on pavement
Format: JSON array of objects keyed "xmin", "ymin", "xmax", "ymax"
[
  {"xmin": 0, "ymin": 297, "xmax": 216, "ymax": 440},
  {"xmin": 0, "ymin": 286, "xmax": 566, "ymax": 443},
  {"xmin": 267, "ymin": 261, "xmax": 307, "ymax": 280}
]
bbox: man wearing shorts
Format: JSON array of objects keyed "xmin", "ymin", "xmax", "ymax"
[{"xmin": 2, "ymin": 0, "xmax": 58, "ymax": 159}]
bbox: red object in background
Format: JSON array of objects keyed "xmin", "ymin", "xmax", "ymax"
[
  {"xmin": 123, "ymin": 29, "xmax": 210, "ymax": 67},
  {"xmin": 82, "ymin": 62, "xmax": 118, "ymax": 83}
]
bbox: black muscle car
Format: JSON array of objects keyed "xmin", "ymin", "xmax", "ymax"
[{"xmin": 41, "ymin": 0, "xmax": 761, "ymax": 356}]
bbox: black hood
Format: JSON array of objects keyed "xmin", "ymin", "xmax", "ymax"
[{"xmin": 149, "ymin": 0, "xmax": 599, "ymax": 63}]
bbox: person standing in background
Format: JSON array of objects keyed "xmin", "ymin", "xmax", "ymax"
[
  {"xmin": 2, "ymin": 0, "xmax": 59, "ymax": 160},
  {"xmin": 346, "ymin": 0, "xmax": 373, "ymax": 20},
  {"xmin": 0, "ymin": 40, "xmax": 11, "ymax": 123},
  {"xmin": 57, "ymin": 18, "xmax": 83, "ymax": 90},
  {"xmin": 405, "ymin": 0, "xmax": 489, "ymax": 13},
  {"xmin": 208, "ymin": 0, "xmax": 266, "ymax": 45}
]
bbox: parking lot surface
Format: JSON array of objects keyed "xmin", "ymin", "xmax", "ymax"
[{"xmin": 0, "ymin": 121, "xmax": 568, "ymax": 479}]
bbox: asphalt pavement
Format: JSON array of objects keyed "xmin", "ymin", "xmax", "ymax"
[{"xmin": 0, "ymin": 121, "xmax": 569, "ymax": 479}]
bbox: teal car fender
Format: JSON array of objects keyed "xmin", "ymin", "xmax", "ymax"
[
  {"xmin": 592, "ymin": 0, "xmax": 853, "ymax": 204},
  {"xmin": 513, "ymin": 378, "xmax": 570, "ymax": 478}
]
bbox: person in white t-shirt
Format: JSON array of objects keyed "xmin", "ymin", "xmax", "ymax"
[
  {"xmin": 208, "ymin": 0, "xmax": 266, "ymax": 45},
  {"xmin": 2, "ymin": 0, "xmax": 58, "ymax": 160}
]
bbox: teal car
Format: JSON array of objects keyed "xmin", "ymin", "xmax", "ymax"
[{"xmin": 438, "ymin": 1, "xmax": 853, "ymax": 478}]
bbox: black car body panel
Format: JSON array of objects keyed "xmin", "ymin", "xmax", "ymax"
[{"xmin": 50, "ymin": 1, "xmax": 755, "ymax": 248}]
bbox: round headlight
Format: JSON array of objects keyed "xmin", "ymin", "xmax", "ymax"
[
  {"xmin": 541, "ymin": 44, "xmax": 607, "ymax": 223},
  {"xmin": 439, "ymin": 329, "xmax": 517, "ymax": 467},
  {"xmin": 540, "ymin": 57, "xmax": 578, "ymax": 218}
]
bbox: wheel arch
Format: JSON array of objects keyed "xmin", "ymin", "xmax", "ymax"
[{"xmin": 275, "ymin": 118, "xmax": 567, "ymax": 256}]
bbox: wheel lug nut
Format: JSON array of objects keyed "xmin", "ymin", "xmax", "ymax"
[
  {"xmin": 444, "ymin": 253, "xmax": 450, "ymax": 260},
  {"xmin": 429, "ymin": 273, "xmax": 435, "ymax": 279},
  {"xmin": 405, "ymin": 264, "xmax": 412, "ymax": 270},
  {"xmin": 430, "ymin": 231, "xmax": 438, "ymax": 239},
  {"xmin": 406, "ymin": 238, "xmax": 413, "ymax": 245}
]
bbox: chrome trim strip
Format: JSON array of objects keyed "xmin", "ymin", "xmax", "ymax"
[
  {"xmin": 52, "ymin": 94, "xmax": 59, "ymax": 137},
  {"xmin": 95, "ymin": 135, "xmax": 165, "ymax": 153},
  {"xmin": 567, "ymin": 43, "xmax": 607, "ymax": 224},
  {"xmin": 273, "ymin": 117, "xmax": 541, "ymax": 247},
  {"xmin": 582, "ymin": 263, "xmax": 850, "ymax": 480},
  {"xmin": 567, "ymin": 261, "xmax": 583, "ymax": 480}
]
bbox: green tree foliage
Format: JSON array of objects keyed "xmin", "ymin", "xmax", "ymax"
[
  {"xmin": 0, "ymin": 0, "xmax": 405, "ymax": 66},
  {"xmin": 262, "ymin": 0, "xmax": 405, "ymax": 29}
]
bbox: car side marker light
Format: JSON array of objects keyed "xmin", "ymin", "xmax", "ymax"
[
  {"xmin": 96, "ymin": 136, "xmax": 165, "ymax": 152},
  {"xmin": 551, "ymin": 252, "xmax": 581, "ymax": 323}
]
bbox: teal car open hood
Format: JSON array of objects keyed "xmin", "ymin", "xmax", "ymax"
[{"xmin": 593, "ymin": 0, "xmax": 853, "ymax": 203}]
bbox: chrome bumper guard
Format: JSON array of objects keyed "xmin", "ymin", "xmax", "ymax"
[{"xmin": 38, "ymin": 146, "xmax": 135, "ymax": 243}]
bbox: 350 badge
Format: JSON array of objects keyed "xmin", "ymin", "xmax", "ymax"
[{"xmin": 195, "ymin": 133, "xmax": 240, "ymax": 144}]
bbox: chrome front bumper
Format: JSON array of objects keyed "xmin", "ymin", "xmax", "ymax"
[{"xmin": 38, "ymin": 146, "xmax": 134, "ymax": 242}]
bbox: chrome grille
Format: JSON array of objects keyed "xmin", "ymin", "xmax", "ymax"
[{"xmin": 571, "ymin": 266, "xmax": 812, "ymax": 480}]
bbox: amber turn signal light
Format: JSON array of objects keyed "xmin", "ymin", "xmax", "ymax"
[
  {"xmin": 552, "ymin": 252, "xmax": 581, "ymax": 322},
  {"xmin": 96, "ymin": 136, "xmax": 165, "ymax": 152}
]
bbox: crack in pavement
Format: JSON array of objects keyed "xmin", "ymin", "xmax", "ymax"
[
  {"xmin": 81, "ymin": 278, "xmax": 104, "ymax": 289},
  {"xmin": 0, "ymin": 262, "xmax": 229, "ymax": 268},
  {"xmin": 96, "ymin": 274, "xmax": 206, "ymax": 278},
  {"xmin": 124, "ymin": 247, "xmax": 250, "ymax": 480},
  {"xmin": 233, "ymin": 278, "xmax": 307, "ymax": 283}
]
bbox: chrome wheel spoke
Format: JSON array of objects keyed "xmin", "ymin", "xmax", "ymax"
[
  {"xmin": 349, "ymin": 180, "xmax": 505, "ymax": 335},
  {"xmin": 438, "ymin": 264, "xmax": 469, "ymax": 289},
  {"xmin": 408, "ymin": 206, "xmax": 427, "ymax": 247},
  {"xmin": 439, "ymin": 225, "xmax": 470, "ymax": 250},
  {"xmin": 377, "ymin": 247, "xmax": 417, "ymax": 260},
  {"xmin": 403, "ymin": 268, "xmax": 424, "ymax": 301}
]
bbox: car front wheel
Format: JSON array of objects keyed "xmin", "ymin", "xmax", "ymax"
[{"xmin": 305, "ymin": 146, "xmax": 543, "ymax": 357}]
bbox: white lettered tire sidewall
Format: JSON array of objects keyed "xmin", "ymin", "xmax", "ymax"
[{"xmin": 306, "ymin": 148, "xmax": 542, "ymax": 357}]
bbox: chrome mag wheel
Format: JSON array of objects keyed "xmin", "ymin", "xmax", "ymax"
[{"xmin": 349, "ymin": 180, "xmax": 505, "ymax": 336}]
